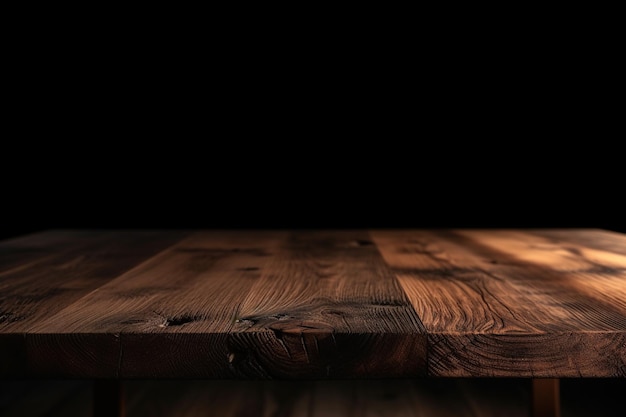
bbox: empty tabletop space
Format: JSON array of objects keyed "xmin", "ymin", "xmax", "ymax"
[{"xmin": 1, "ymin": 229, "xmax": 625, "ymax": 378}]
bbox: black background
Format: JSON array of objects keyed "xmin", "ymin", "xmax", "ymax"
[
  {"xmin": 3, "ymin": 17, "xmax": 623, "ymax": 241},
  {"xmin": 2, "ymin": 140, "xmax": 624, "ymax": 240},
  {"xmin": 3, "ymin": 91, "xmax": 623, "ymax": 240},
  {"xmin": 2, "ymin": 91, "xmax": 624, "ymax": 240}
]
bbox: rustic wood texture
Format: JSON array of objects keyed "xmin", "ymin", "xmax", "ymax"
[
  {"xmin": 229, "ymin": 231, "xmax": 426, "ymax": 378},
  {"xmin": 0, "ymin": 230, "xmax": 188, "ymax": 377},
  {"xmin": 1, "ymin": 229, "xmax": 626, "ymax": 378},
  {"xmin": 24, "ymin": 231, "xmax": 425, "ymax": 378},
  {"xmin": 371, "ymin": 229, "xmax": 626, "ymax": 377},
  {"xmin": 26, "ymin": 231, "xmax": 288, "ymax": 378}
]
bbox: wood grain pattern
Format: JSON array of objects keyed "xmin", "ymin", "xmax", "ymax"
[
  {"xmin": 1, "ymin": 229, "xmax": 626, "ymax": 378},
  {"xmin": 23, "ymin": 231, "xmax": 426, "ymax": 378},
  {"xmin": 230, "ymin": 231, "xmax": 426, "ymax": 378},
  {"xmin": 0, "ymin": 230, "xmax": 188, "ymax": 377},
  {"xmin": 531, "ymin": 229, "xmax": 626, "ymax": 257},
  {"xmin": 0, "ymin": 230, "xmax": 113, "ymax": 275},
  {"xmin": 371, "ymin": 229, "xmax": 626, "ymax": 377},
  {"xmin": 26, "ymin": 231, "xmax": 288, "ymax": 378},
  {"xmin": 0, "ymin": 231, "xmax": 189, "ymax": 332}
]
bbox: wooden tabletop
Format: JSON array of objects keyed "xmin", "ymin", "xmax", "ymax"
[{"xmin": 1, "ymin": 229, "xmax": 625, "ymax": 379}]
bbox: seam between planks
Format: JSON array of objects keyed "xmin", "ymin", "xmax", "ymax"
[{"xmin": 368, "ymin": 230, "xmax": 430, "ymax": 377}]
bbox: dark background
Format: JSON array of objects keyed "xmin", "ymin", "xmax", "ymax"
[
  {"xmin": 3, "ymin": 15, "xmax": 623, "ymax": 241},
  {"xmin": 3, "ymin": 86, "xmax": 623, "ymax": 240},
  {"xmin": 2, "ymin": 89, "xmax": 623, "ymax": 240},
  {"xmin": 2, "ymin": 144, "xmax": 624, "ymax": 241}
]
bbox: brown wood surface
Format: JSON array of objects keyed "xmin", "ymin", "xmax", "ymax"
[
  {"xmin": 1, "ymin": 229, "xmax": 625, "ymax": 378},
  {"xmin": 372, "ymin": 229, "xmax": 626, "ymax": 377},
  {"xmin": 0, "ymin": 230, "xmax": 189, "ymax": 377}
]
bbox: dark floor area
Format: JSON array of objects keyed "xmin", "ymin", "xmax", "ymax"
[{"xmin": 0, "ymin": 378, "xmax": 622, "ymax": 416}]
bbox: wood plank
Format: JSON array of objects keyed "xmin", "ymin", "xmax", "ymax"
[
  {"xmin": 27, "ymin": 231, "xmax": 288, "ymax": 378},
  {"xmin": 530, "ymin": 228, "xmax": 626, "ymax": 257},
  {"xmin": 230, "ymin": 230, "xmax": 427, "ymax": 378},
  {"xmin": 372, "ymin": 230, "xmax": 626, "ymax": 377},
  {"xmin": 0, "ymin": 230, "xmax": 187, "ymax": 377},
  {"xmin": 461, "ymin": 229, "xmax": 626, "ymax": 273},
  {"xmin": 27, "ymin": 230, "xmax": 426, "ymax": 378},
  {"xmin": 0, "ymin": 231, "xmax": 188, "ymax": 332},
  {"xmin": 0, "ymin": 230, "xmax": 109, "ymax": 274},
  {"xmin": 455, "ymin": 230, "xmax": 626, "ymax": 329},
  {"xmin": 3, "ymin": 229, "xmax": 625, "ymax": 379}
]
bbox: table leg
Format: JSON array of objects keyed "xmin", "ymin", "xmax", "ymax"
[
  {"xmin": 532, "ymin": 378, "xmax": 560, "ymax": 417},
  {"xmin": 94, "ymin": 380, "xmax": 124, "ymax": 417}
]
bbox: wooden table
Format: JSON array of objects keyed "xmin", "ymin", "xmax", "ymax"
[{"xmin": 1, "ymin": 229, "xmax": 625, "ymax": 417}]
